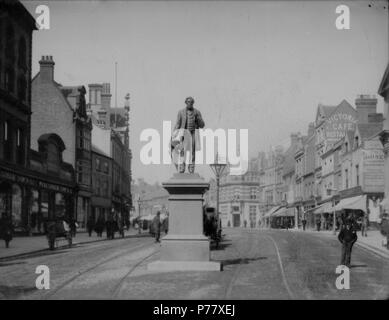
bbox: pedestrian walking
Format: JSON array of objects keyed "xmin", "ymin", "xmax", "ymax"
[
  {"xmin": 321, "ymin": 215, "xmax": 326, "ymax": 230},
  {"xmin": 87, "ymin": 215, "xmax": 95, "ymax": 237},
  {"xmin": 106, "ymin": 215, "xmax": 114, "ymax": 239},
  {"xmin": 302, "ymin": 218, "xmax": 307, "ymax": 231},
  {"xmin": 379, "ymin": 212, "xmax": 389, "ymax": 249},
  {"xmin": 338, "ymin": 219, "xmax": 358, "ymax": 267},
  {"xmin": 0, "ymin": 212, "xmax": 13, "ymax": 248},
  {"xmin": 163, "ymin": 216, "xmax": 169, "ymax": 235},
  {"xmin": 69, "ymin": 218, "xmax": 77, "ymax": 237},
  {"xmin": 95, "ymin": 216, "xmax": 104, "ymax": 237},
  {"xmin": 152, "ymin": 211, "xmax": 162, "ymax": 243},
  {"xmin": 361, "ymin": 213, "xmax": 368, "ymax": 237},
  {"xmin": 117, "ymin": 215, "xmax": 125, "ymax": 238},
  {"xmin": 316, "ymin": 217, "xmax": 321, "ymax": 231}
]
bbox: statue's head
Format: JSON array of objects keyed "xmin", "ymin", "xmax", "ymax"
[{"xmin": 185, "ymin": 96, "xmax": 194, "ymax": 109}]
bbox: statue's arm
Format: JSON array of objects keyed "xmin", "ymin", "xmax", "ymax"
[
  {"xmin": 196, "ymin": 110, "xmax": 205, "ymax": 128},
  {"xmin": 174, "ymin": 111, "xmax": 181, "ymax": 130}
]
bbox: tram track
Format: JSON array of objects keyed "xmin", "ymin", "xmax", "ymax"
[
  {"xmin": 223, "ymin": 231, "xmax": 255, "ymax": 299},
  {"xmin": 222, "ymin": 229, "xmax": 295, "ymax": 300},
  {"xmin": 42, "ymin": 240, "xmax": 155, "ymax": 300},
  {"xmin": 111, "ymin": 249, "xmax": 158, "ymax": 299}
]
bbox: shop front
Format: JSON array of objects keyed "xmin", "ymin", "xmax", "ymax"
[{"xmin": 0, "ymin": 166, "xmax": 75, "ymax": 235}]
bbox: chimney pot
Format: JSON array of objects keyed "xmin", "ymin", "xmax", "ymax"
[{"xmin": 39, "ymin": 55, "xmax": 55, "ymax": 82}]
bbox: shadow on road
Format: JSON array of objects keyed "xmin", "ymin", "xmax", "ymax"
[
  {"xmin": 0, "ymin": 249, "xmax": 68, "ymax": 263},
  {"xmin": 349, "ymin": 264, "xmax": 368, "ymax": 268},
  {"xmin": 221, "ymin": 256, "xmax": 267, "ymax": 267},
  {"xmin": 211, "ymin": 242, "xmax": 232, "ymax": 251},
  {"xmin": 0, "ymin": 261, "xmax": 26, "ymax": 268},
  {"xmin": 0, "ymin": 285, "xmax": 37, "ymax": 299}
]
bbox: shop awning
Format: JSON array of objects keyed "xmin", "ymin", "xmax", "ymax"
[
  {"xmin": 314, "ymin": 202, "xmax": 334, "ymax": 214},
  {"xmin": 274, "ymin": 207, "xmax": 295, "ymax": 217},
  {"xmin": 333, "ymin": 195, "xmax": 366, "ymax": 212},
  {"xmin": 264, "ymin": 206, "xmax": 283, "ymax": 218}
]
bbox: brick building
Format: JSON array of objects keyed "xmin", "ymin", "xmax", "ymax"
[
  {"xmin": 0, "ymin": 1, "xmax": 77, "ymax": 235},
  {"xmin": 0, "ymin": 0, "xmax": 36, "ymax": 231},
  {"xmin": 31, "ymin": 56, "xmax": 93, "ymax": 228},
  {"xmin": 91, "ymin": 145, "xmax": 112, "ymax": 221},
  {"xmin": 89, "ymin": 84, "xmax": 132, "ymax": 224}
]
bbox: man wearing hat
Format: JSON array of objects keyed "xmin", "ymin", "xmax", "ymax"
[
  {"xmin": 338, "ymin": 219, "xmax": 358, "ymax": 267},
  {"xmin": 172, "ymin": 96, "xmax": 205, "ymax": 174}
]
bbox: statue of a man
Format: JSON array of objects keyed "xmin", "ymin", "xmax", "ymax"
[{"xmin": 171, "ymin": 96, "xmax": 205, "ymax": 174}]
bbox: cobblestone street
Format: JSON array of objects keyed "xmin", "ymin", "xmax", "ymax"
[{"xmin": 1, "ymin": 228, "xmax": 388, "ymax": 300}]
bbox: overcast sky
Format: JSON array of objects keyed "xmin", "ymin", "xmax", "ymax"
[{"xmin": 23, "ymin": 0, "xmax": 388, "ymax": 184}]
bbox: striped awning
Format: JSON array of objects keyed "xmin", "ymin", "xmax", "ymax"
[
  {"xmin": 273, "ymin": 207, "xmax": 295, "ymax": 217},
  {"xmin": 333, "ymin": 195, "xmax": 366, "ymax": 212},
  {"xmin": 264, "ymin": 206, "xmax": 283, "ymax": 218},
  {"xmin": 313, "ymin": 202, "xmax": 334, "ymax": 214}
]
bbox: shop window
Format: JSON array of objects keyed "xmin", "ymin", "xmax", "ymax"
[
  {"xmin": 41, "ymin": 190, "xmax": 49, "ymax": 220},
  {"xmin": 30, "ymin": 189, "xmax": 40, "ymax": 231},
  {"xmin": 55, "ymin": 193, "xmax": 65, "ymax": 218},
  {"xmin": 0, "ymin": 181, "xmax": 12, "ymax": 217},
  {"xmin": 11, "ymin": 184, "xmax": 22, "ymax": 229}
]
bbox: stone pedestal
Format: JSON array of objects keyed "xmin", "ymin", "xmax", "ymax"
[{"xmin": 147, "ymin": 173, "xmax": 221, "ymax": 272}]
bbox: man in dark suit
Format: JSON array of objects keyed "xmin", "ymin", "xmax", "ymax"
[
  {"xmin": 338, "ymin": 219, "xmax": 358, "ymax": 267},
  {"xmin": 173, "ymin": 97, "xmax": 205, "ymax": 174}
]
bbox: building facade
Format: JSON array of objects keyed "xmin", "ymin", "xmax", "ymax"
[
  {"xmin": 218, "ymin": 159, "xmax": 260, "ymax": 228},
  {"xmin": 378, "ymin": 63, "xmax": 389, "ymax": 214},
  {"xmin": 89, "ymin": 84, "xmax": 132, "ymax": 224},
  {"xmin": 91, "ymin": 146, "xmax": 112, "ymax": 222},
  {"xmin": 31, "ymin": 56, "xmax": 92, "ymax": 228},
  {"xmin": 0, "ymin": 0, "xmax": 36, "ymax": 232},
  {"xmin": 0, "ymin": 1, "xmax": 78, "ymax": 235}
]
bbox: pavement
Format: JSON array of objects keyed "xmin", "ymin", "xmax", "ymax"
[
  {"xmin": 0, "ymin": 228, "xmax": 388, "ymax": 300},
  {"xmin": 289, "ymin": 228, "xmax": 389, "ymax": 259},
  {"xmin": 0, "ymin": 228, "xmax": 149, "ymax": 260}
]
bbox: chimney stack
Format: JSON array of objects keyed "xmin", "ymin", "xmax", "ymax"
[
  {"xmin": 39, "ymin": 55, "xmax": 55, "ymax": 82},
  {"xmin": 101, "ymin": 83, "xmax": 111, "ymax": 110},
  {"xmin": 355, "ymin": 94, "xmax": 377, "ymax": 124}
]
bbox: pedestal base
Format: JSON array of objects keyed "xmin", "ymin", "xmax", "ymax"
[
  {"xmin": 147, "ymin": 173, "xmax": 221, "ymax": 272},
  {"xmin": 147, "ymin": 260, "xmax": 221, "ymax": 272}
]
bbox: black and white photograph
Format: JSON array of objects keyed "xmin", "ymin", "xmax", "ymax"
[{"xmin": 0, "ymin": 0, "xmax": 389, "ymax": 305}]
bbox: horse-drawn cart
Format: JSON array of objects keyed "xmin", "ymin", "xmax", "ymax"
[{"xmin": 46, "ymin": 219, "xmax": 73, "ymax": 250}]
